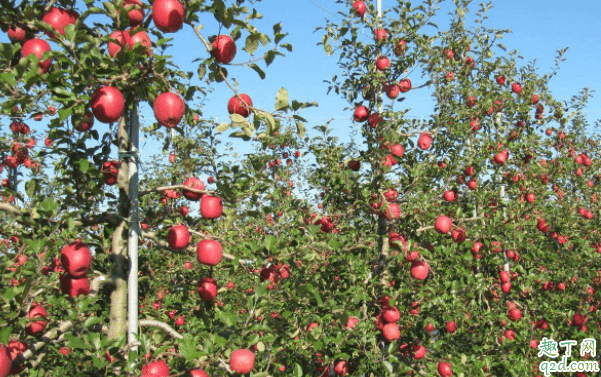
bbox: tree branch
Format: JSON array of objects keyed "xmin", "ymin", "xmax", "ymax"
[{"xmin": 139, "ymin": 319, "xmax": 183, "ymax": 340}]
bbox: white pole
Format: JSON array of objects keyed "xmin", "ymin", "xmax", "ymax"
[{"xmin": 127, "ymin": 102, "xmax": 140, "ymax": 351}]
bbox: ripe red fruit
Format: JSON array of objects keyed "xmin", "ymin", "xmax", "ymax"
[
  {"xmin": 376, "ymin": 56, "xmax": 390, "ymax": 71},
  {"xmin": 26, "ymin": 304, "xmax": 48, "ymax": 335},
  {"xmin": 142, "ymin": 360, "xmax": 170, "ymax": 377},
  {"xmin": 228, "ymin": 94, "xmax": 253, "ymax": 117},
  {"xmin": 0, "ymin": 345, "xmax": 9, "ymax": 377},
  {"xmin": 154, "ymin": 92, "xmax": 185, "ymax": 128},
  {"xmin": 413, "ymin": 345, "xmax": 426, "ymax": 359},
  {"xmin": 374, "ymin": 28, "xmax": 387, "ymax": 42},
  {"xmin": 102, "ymin": 161, "xmax": 119, "ymax": 185},
  {"xmin": 212, "ymin": 35, "xmax": 236, "ymax": 64},
  {"xmin": 443, "ymin": 190, "xmax": 455, "ymax": 201},
  {"xmin": 179, "ymin": 206, "xmax": 189, "ymax": 216},
  {"xmin": 21, "ymin": 39, "xmax": 53, "ymax": 73},
  {"xmin": 60, "ymin": 275, "xmax": 90, "ymax": 297},
  {"xmin": 125, "ymin": 28, "xmax": 151, "ymax": 52},
  {"xmin": 467, "ymin": 179, "xmax": 477, "ymax": 190},
  {"xmin": 197, "ymin": 277, "xmax": 217, "ymax": 300},
  {"xmin": 451, "ymin": 227, "xmax": 466, "ymax": 243},
  {"xmin": 410, "ymin": 260, "xmax": 429, "ymax": 280},
  {"xmin": 351, "ymin": 1, "xmax": 366, "ymax": 17},
  {"xmin": 334, "ymin": 360, "xmax": 349, "ymax": 376},
  {"xmin": 182, "ymin": 177, "xmax": 205, "ymax": 201},
  {"xmin": 508, "ymin": 308, "xmax": 522, "ymax": 322},
  {"xmin": 152, "ymin": 0, "xmax": 184, "ymax": 32},
  {"xmin": 438, "ymin": 361, "xmax": 453, "ymax": 377},
  {"xmin": 7, "ymin": 26, "xmax": 26, "ymax": 42},
  {"xmin": 445, "ymin": 321, "xmax": 456, "ymax": 333},
  {"xmin": 383, "ymin": 202, "xmax": 400, "ymax": 220},
  {"xmin": 382, "ymin": 323, "xmax": 400, "ymax": 341},
  {"xmin": 167, "ymin": 224, "xmax": 190, "ymax": 250},
  {"xmin": 348, "ymin": 160, "xmax": 360, "ymax": 171},
  {"xmin": 200, "ymin": 195, "xmax": 223, "ymax": 219},
  {"xmin": 124, "ymin": 0, "xmax": 145, "ymax": 27},
  {"xmin": 353, "ymin": 106, "xmax": 369, "ymax": 122},
  {"xmin": 435, "ymin": 215, "xmax": 452, "ymax": 234},
  {"xmin": 42, "ymin": 7, "xmax": 74, "ymax": 37},
  {"xmin": 189, "ymin": 369, "xmax": 209, "ymax": 377},
  {"xmin": 91, "ymin": 86, "xmax": 124, "ymax": 123},
  {"xmin": 493, "ymin": 150, "xmax": 508, "ymax": 165},
  {"xmin": 425, "ymin": 323, "xmax": 434, "ymax": 332},
  {"xmin": 230, "ymin": 349, "xmax": 255, "ymax": 374},
  {"xmin": 61, "ymin": 240, "xmax": 92, "ymax": 278},
  {"xmin": 73, "ymin": 112, "xmax": 94, "ymax": 132},
  {"xmin": 346, "ymin": 316, "xmax": 359, "ymax": 329},
  {"xmin": 526, "ymin": 193, "xmax": 536, "ymax": 203},
  {"xmin": 418, "ymin": 132, "xmax": 432, "ymax": 150},
  {"xmin": 399, "ymin": 78, "xmax": 411, "ymax": 93},
  {"xmin": 197, "ymin": 240, "xmax": 223, "ymax": 266},
  {"xmin": 511, "ymin": 82, "xmax": 522, "ymax": 94},
  {"xmin": 495, "ymin": 75, "xmax": 506, "ymax": 85},
  {"xmin": 385, "ymin": 83, "xmax": 401, "ymax": 99},
  {"xmin": 107, "ymin": 31, "xmax": 127, "ymax": 57},
  {"xmin": 382, "ymin": 306, "xmax": 400, "ymax": 323},
  {"xmin": 394, "ymin": 40, "xmax": 407, "ymax": 56}
]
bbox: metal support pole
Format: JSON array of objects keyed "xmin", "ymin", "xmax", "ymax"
[{"xmin": 127, "ymin": 102, "xmax": 140, "ymax": 351}]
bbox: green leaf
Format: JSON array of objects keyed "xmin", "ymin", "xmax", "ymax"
[
  {"xmin": 0, "ymin": 327, "xmax": 12, "ymax": 345},
  {"xmin": 179, "ymin": 334, "xmax": 203, "ymax": 362},
  {"xmin": 293, "ymin": 363, "xmax": 303, "ymax": 377},
  {"xmin": 383, "ymin": 360, "xmax": 394, "ymax": 374},
  {"xmin": 248, "ymin": 63, "xmax": 265, "ymax": 79},
  {"xmin": 24, "ymin": 239, "xmax": 44, "ymax": 254},
  {"xmin": 275, "ymin": 87, "xmax": 289, "ymax": 111},
  {"xmin": 245, "ymin": 34, "xmax": 259, "ymax": 55},
  {"xmin": 296, "ymin": 122, "xmax": 306, "ymax": 137},
  {"xmin": 306, "ymin": 283, "xmax": 323, "ymax": 306},
  {"xmin": 52, "ymin": 86, "xmax": 72, "ymax": 98},
  {"xmin": 215, "ymin": 123, "xmax": 229, "ymax": 132},
  {"xmin": 0, "ymin": 72, "xmax": 16, "ymax": 88},
  {"xmin": 230, "ymin": 114, "xmax": 249, "ymax": 124},
  {"xmin": 37, "ymin": 197, "xmax": 58, "ymax": 215},
  {"xmin": 25, "ymin": 179, "xmax": 39, "ymax": 198},
  {"xmin": 264, "ymin": 235, "xmax": 276, "ymax": 252}
]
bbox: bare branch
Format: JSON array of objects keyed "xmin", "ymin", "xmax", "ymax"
[{"xmin": 139, "ymin": 319, "xmax": 183, "ymax": 340}]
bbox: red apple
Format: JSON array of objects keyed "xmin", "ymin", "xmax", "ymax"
[
  {"xmin": 72, "ymin": 111, "xmax": 94, "ymax": 131},
  {"xmin": 152, "ymin": 0, "xmax": 184, "ymax": 32},
  {"xmin": 508, "ymin": 308, "xmax": 522, "ymax": 322},
  {"xmin": 7, "ymin": 26, "xmax": 26, "ymax": 42},
  {"xmin": 42, "ymin": 7, "xmax": 73, "ymax": 37},
  {"xmin": 348, "ymin": 160, "xmax": 360, "ymax": 171},
  {"xmin": 351, "ymin": 1, "xmax": 366, "ymax": 17},
  {"xmin": 102, "ymin": 160, "xmax": 119, "ymax": 185},
  {"xmin": 346, "ymin": 316, "xmax": 359, "ymax": 329},
  {"xmin": 167, "ymin": 224, "xmax": 190, "ymax": 250},
  {"xmin": 212, "ymin": 35, "xmax": 236, "ymax": 64},
  {"xmin": 61, "ymin": 240, "xmax": 92, "ymax": 278},
  {"xmin": 182, "ymin": 177, "xmax": 205, "ymax": 201},
  {"xmin": 353, "ymin": 106, "xmax": 369, "ymax": 122},
  {"xmin": 399, "ymin": 78, "xmax": 411, "ymax": 93},
  {"xmin": 382, "ymin": 323, "xmax": 400, "ymax": 341},
  {"xmin": 21, "ymin": 38, "xmax": 53, "ymax": 73},
  {"xmin": 443, "ymin": 190, "xmax": 455, "ymax": 201},
  {"xmin": 124, "ymin": 0, "xmax": 145, "ymax": 27},
  {"xmin": 125, "ymin": 28, "xmax": 151, "ymax": 53},
  {"xmin": 334, "ymin": 360, "xmax": 348, "ymax": 376},
  {"xmin": 6, "ymin": 340, "xmax": 27, "ymax": 375},
  {"xmin": 385, "ymin": 83, "xmax": 400, "ymax": 99},
  {"xmin": 107, "ymin": 31, "xmax": 127, "ymax": 57},
  {"xmin": 382, "ymin": 306, "xmax": 400, "ymax": 323},
  {"xmin": 197, "ymin": 240, "xmax": 223, "ymax": 266},
  {"xmin": 228, "ymin": 94, "xmax": 253, "ymax": 117},
  {"xmin": 189, "ymin": 369, "xmax": 209, "ymax": 377},
  {"xmin": 142, "ymin": 360, "xmax": 170, "ymax": 377},
  {"xmin": 467, "ymin": 179, "xmax": 477, "ymax": 190},
  {"xmin": 495, "ymin": 75, "xmax": 506, "ymax": 85},
  {"xmin": 91, "ymin": 86, "xmax": 124, "ymax": 123},
  {"xmin": 417, "ymin": 132, "xmax": 432, "ymax": 150},
  {"xmin": 200, "ymin": 195, "xmax": 223, "ymax": 219},
  {"xmin": 394, "ymin": 40, "xmax": 407, "ymax": 56},
  {"xmin": 413, "ymin": 345, "xmax": 426, "ymax": 359},
  {"xmin": 435, "ymin": 215, "xmax": 452, "ymax": 234},
  {"xmin": 180, "ymin": 206, "xmax": 189, "ymax": 216},
  {"xmin": 410, "ymin": 260, "xmax": 428, "ymax": 280},
  {"xmin": 376, "ymin": 56, "xmax": 390, "ymax": 71},
  {"xmin": 0, "ymin": 345, "xmax": 9, "ymax": 377},
  {"xmin": 383, "ymin": 202, "xmax": 400, "ymax": 220},
  {"xmin": 26, "ymin": 304, "xmax": 48, "ymax": 335},
  {"xmin": 374, "ymin": 28, "xmax": 387, "ymax": 42},
  {"xmin": 493, "ymin": 150, "xmax": 508, "ymax": 164},
  {"xmin": 60, "ymin": 275, "xmax": 90, "ymax": 297},
  {"xmin": 154, "ymin": 92, "xmax": 185, "ymax": 128},
  {"xmin": 445, "ymin": 321, "xmax": 456, "ymax": 333},
  {"xmin": 390, "ymin": 144, "xmax": 404, "ymax": 158},
  {"xmin": 438, "ymin": 361, "xmax": 452, "ymax": 377},
  {"xmin": 230, "ymin": 349, "xmax": 255, "ymax": 374},
  {"xmin": 511, "ymin": 82, "xmax": 522, "ymax": 94}
]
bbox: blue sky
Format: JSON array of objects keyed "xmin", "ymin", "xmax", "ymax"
[
  {"xmin": 2, "ymin": 0, "xmax": 600, "ymax": 160},
  {"xmin": 163, "ymin": 0, "xmax": 601, "ymax": 149}
]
